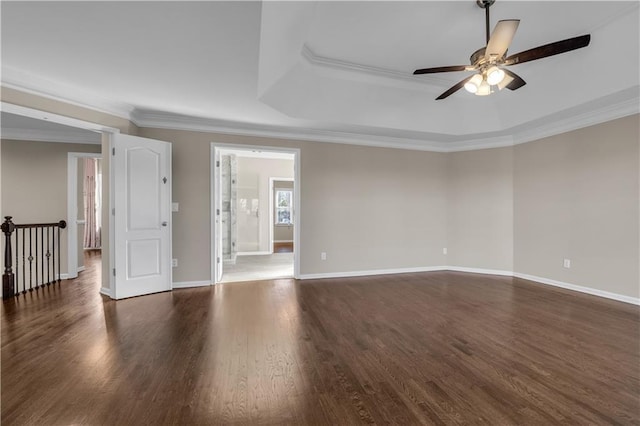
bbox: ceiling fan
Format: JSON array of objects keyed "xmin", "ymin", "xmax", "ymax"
[{"xmin": 413, "ymin": 0, "xmax": 591, "ymax": 100}]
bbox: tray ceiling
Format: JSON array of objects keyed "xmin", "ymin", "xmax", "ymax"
[{"xmin": 1, "ymin": 1, "xmax": 638, "ymax": 151}]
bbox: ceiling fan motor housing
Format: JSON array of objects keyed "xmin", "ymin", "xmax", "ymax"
[{"xmin": 470, "ymin": 47, "xmax": 487, "ymax": 67}]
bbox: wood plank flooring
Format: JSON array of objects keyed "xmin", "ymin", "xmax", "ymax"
[
  {"xmin": 2, "ymin": 253, "xmax": 639, "ymax": 425},
  {"xmin": 273, "ymin": 242, "xmax": 293, "ymax": 253}
]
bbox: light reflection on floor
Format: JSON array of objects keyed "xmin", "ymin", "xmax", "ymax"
[{"xmin": 221, "ymin": 253, "xmax": 294, "ymax": 283}]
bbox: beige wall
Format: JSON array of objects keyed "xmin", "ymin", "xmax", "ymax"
[
  {"xmin": 1, "ymin": 140, "xmax": 101, "ymax": 275},
  {"xmin": 138, "ymin": 127, "xmax": 449, "ymax": 281},
  {"xmin": 2, "ymin": 89, "xmax": 637, "ymax": 301},
  {"xmin": 273, "ymin": 180, "xmax": 294, "ymax": 242},
  {"xmin": 514, "ymin": 114, "xmax": 639, "ymax": 298},
  {"xmin": 447, "ymin": 146, "xmax": 514, "ymax": 271},
  {"xmin": 236, "ymin": 157, "xmax": 293, "ymax": 252}
]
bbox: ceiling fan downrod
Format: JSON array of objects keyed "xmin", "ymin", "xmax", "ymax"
[{"xmin": 476, "ymin": 0, "xmax": 495, "ymax": 44}]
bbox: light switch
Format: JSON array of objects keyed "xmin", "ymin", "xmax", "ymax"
[{"xmin": 172, "ymin": 203, "xmax": 179, "ymax": 212}]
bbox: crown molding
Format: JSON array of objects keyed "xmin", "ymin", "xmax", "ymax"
[
  {"xmin": 131, "ymin": 110, "xmax": 453, "ymax": 152},
  {"xmin": 0, "ymin": 127, "xmax": 101, "ymax": 144},
  {"xmin": 132, "ymin": 87, "xmax": 639, "ymax": 153},
  {"xmin": 300, "ymin": 44, "xmax": 451, "ymax": 91},
  {"xmin": 1, "ymin": 66, "xmax": 135, "ymax": 120},
  {"xmin": 3, "ymin": 73, "xmax": 637, "ymax": 153},
  {"xmin": 511, "ymin": 87, "xmax": 640, "ymax": 146}
]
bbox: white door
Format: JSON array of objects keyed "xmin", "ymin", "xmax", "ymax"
[
  {"xmin": 113, "ymin": 134, "xmax": 171, "ymax": 299},
  {"xmin": 214, "ymin": 149, "xmax": 223, "ymax": 282}
]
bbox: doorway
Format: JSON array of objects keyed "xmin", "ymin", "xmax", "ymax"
[
  {"xmin": 67, "ymin": 153, "xmax": 102, "ymax": 279},
  {"xmin": 211, "ymin": 143, "xmax": 300, "ymax": 284}
]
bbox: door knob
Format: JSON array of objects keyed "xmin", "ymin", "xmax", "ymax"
[{"xmin": 162, "ymin": 221, "xmax": 168, "ymax": 227}]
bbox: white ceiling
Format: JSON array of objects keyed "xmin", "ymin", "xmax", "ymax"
[{"xmin": 1, "ymin": 1, "xmax": 638, "ymax": 151}]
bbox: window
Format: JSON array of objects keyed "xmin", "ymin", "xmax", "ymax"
[{"xmin": 275, "ymin": 189, "xmax": 293, "ymax": 225}]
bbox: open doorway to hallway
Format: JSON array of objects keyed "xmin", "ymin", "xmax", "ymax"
[{"xmin": 211, "ymin": 144, "xmax": 299, "ymax": 284}]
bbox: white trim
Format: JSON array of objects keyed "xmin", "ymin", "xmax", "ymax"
[
  {"xmin": 132, "ymin": 88, "xmax": 639, "ymax": 154},
  {"xmin": 1, "ymin": 102, "xmax": 121, "ymax": 134},
  {"xmin": 445, "ymin": 266, "xmax": 513, "ymax": 276},
  {"xmin": 172, "ymin": 280, "xmax": 212, "ymax": 289},
  {"xmin": 3, "ymin": 78, "xmax": 638, "ymax": 153},
  {"xmin": 77, "ymin": 266, "xmax": 86, "ymax": 273},
  {"xmin": 67, "ymin": 152, "xmax": 101, "ymax": 281},
  {"xmin": 300, "ymin": 44, "xmax": 449, "ymax": 91},
  {"xmin": 269, "ymin": 177, "xmax": 294, "ymax": 253},
  {"xmin": 1, "ymin": 128, "xmax": 101, "ymax": 144},
  {"xmin": 298, "ymin": 266, "xmax": 639, "ymax": 306},
  {"xmin": 99, "ymin": 287, "xmax": 111, "ymax": 297},
  {"xmin": 2, "ymin": 68, "xmax": 135, "ymax": 119},
  {"xmin": 236, "ymin": 251, "xmax": 272, "ymax": 256},
  {"xmin": 300, "ymin": 266, "xmax": 447, "ymax": 280},
  {"xmin": 274, "ymin": 240, "xmax": 294, "ymax": 243},
  {"xmin": 211, "ymin": 143, "xmax": 301, "ymax": 284},
  {"xmin": 513, "ymin": 272, "xmax": 640, "ymax": 306}
]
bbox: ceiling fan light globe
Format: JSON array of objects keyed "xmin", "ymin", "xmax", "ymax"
[
  {"xmin": 486, "ymin": 66, "xmax": 505, "ymax": 85},
  {"xmin": 464, "ymin": 74, "xmax": 483, "ymax": 93},
  {"xmin": 476, "ymin": 80, "xmax": 491, "ymax": 96}
]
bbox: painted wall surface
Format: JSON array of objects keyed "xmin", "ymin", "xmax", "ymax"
[
  {"xmin": 137, "ymin": 127, "xmax": 449, "ymax": 282},
  {"xmin": 273, "ymin": 180, "xmax": 294, "ymax": 242},
  {"xmin": 236, "ymin": 157, "xmax": 293, "ymax": 252},
  {"xmin": 447, "ymin": 146, "xmax": 514, "ymax": 271},
  {"xmin": 514, "ymin": 114, "xmax": 639, "ymax": 298},
  {"xmin": 1, "ymin": 139, "xmax": 101, "ymax": 275}
]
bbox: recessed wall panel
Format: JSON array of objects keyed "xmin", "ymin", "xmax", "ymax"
[
  {"xmin": 127, "ymin": 239, "xmax": 161, "ymax": 279},
  {"xmin": 127, "ymin": 147, "xmax": 160, "ymax": 231}
]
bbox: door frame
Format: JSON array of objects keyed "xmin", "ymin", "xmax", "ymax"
[
  {"xmin": 269, "ymin": 177, "xmax": 294, "ymax": 254},
  {"xmin": 67, "ymin": 152, "xmax": 101, "ymax": 280},
  {"xmin": 210, "ymin": 143, "xmax": 301, "ymax": 284},
  {"xmin": 1, "ymin": 102, "xmax": 119, "ymax": 298}
]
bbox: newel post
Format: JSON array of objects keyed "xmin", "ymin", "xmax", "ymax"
[{"xmin": 2, "ymin": 216, "xmax": 16, "ymax": 299}]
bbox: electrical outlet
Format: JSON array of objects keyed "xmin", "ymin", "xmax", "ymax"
[
  {"xmin": 172, "ymin": 259, "xmax": 178, "ymax": 268},
  {"xmin": 443, "ymin": 248, "xmax": 448, "ymax": 255},
  {"xmin": 321, "ymin": 252, "xmax": 327, "ymax": 261},
  {"xmin": 563, "ymin": 258, "xmax": 571, "ymax": 269}
]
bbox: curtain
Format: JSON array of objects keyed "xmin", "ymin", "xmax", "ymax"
[{"xmin": 83, "ymin": 158, "xmax": 101, "ymax": 249}]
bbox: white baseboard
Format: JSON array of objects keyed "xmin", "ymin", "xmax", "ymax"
[
  {"xmin": 300, "ymin": 265, "xmax": 639, "ymax": 306},
  {"xmin": 513, "ymin": 272, "xmax": 640, "ymax": 306},
  {"xmin": 77, "ymin": 266, "xmax": 86, "ymax": 273},
  {"xmin": 300, "ymin": 266, "xmax": 447, "ymax": 280},
  {"xmin": 274, "ymin": 240, "xmax": 293, "ymax": 243},
  {"xmin": 99, "ymin": 287, "xmax": 112, "ymax": 298},
  {"xmin": 237, "ymin": 251, "xmax": 272, "ymax": 256},
  {"xmin": 446, "ymin": 266, "xmax": 513, "ymax": 276},
  {"xmin": 172, "ymin": 280, "xmax": 212, "ymax": 289}
]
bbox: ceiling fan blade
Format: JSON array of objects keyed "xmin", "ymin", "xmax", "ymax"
[
  {"xmin": 414, "ymin": 65, "xmax": 468, "ymax": 75},
  {"xmin": 505, "ymin": 34, "xmax": 591, "ymax": 65},
  {"xmin": 436, "ymin": 75, "xmax": 473, "ymax": 100},
  {"xmin": 502, "ymin": 69, "xmax": 526, "ymax": 90},
  {"xmin": 485, "ymin": 19, "xmax": 520, "ymax": 60}
]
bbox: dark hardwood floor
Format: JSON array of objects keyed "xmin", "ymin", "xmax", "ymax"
[
  {"xmin": 2, "ymin": 252, "xmax": 639, "ymax": 425},
  {"xmin": 274, "ymin": 242, "xmax": 294, "ymax": 253}
]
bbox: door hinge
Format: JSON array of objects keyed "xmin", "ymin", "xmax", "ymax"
[
  {"xmin": 216, "ymin": 160, "xmax": 220, "ymax": 167},
  {"xmin": 112, "ymin": 147, "xmax": 115, "ymax": 156},
  {"xmin": 217, "ymin": 257, "xmax": 220, "ymax": 263},
  {"xmin": 216, "ymin": 208, "xmax": 220, "ymax": 215},
  {"xmin": 113, "ymin": 268, "xmax": 116, "ymax": 276},
  {"xmin": 112, "ymin": 208, "xmax": 115, "ymax": 215}
]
